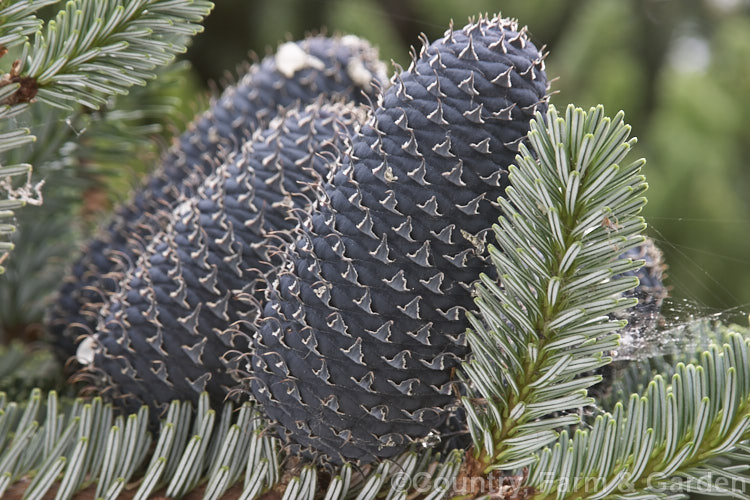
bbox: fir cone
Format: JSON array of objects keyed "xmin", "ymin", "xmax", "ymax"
[
  {"xmin": 248, "ymin": 16, "xmax": 548, "ymax": 465},
  {"xmin": 47, "ymin": 35, "xmax": 387, "ymax": 359},
  {"xmin": 79, "ymin": 101, "xmax": 365, "ymax": 417}
]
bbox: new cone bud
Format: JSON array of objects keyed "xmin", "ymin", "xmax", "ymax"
[{"xmin": 248, "ymin": 16, "xmax": 549, "ymax": 464}]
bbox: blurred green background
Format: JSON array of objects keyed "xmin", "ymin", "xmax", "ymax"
[{"xmin": 2, "ymin": 0, "xmax": 750, "ymax": 341}]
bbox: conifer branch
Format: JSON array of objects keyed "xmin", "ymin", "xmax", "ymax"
[
  {"xmin": 0, "ymin": 388, "xmax": 460, "ymax": 499},
  {"xmin": 0, "ymin": 1, "xmax": 59, "ymax": 50},
  {"xmin": 461, "ymin": 104, "xmax": 649, "ymax": 472},
  {"xmin": 0, "ymin": 0, "xmax": 213, "ymax": 274},
  {"xmin": 527, "ymin": 326, "xmax": 750, "ymax": 499},
  {"xmin": 12, "ymin": 0, "xmax": 213, "ymax": 109}
]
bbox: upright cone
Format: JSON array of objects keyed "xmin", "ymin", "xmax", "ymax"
[
  {"xmin": 81, "ymin": 101, "xmax": 365, "ymax": 417},
  {"xmin": 248, "ymin": 16, "xmax": 548, "ymax": 464},
  {"xmin": 47, "ymin": 36, "xmax": 386, "ymax": 359}
]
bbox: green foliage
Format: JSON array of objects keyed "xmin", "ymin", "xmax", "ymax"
[
  {"xmin": 461, "ymin": 104, "xmax": 647, "ymax": 472},
  {"xmin": 0, "ymin": 1, "xmax": 58, "ymax": 52},
  {"xmin": 542, "ymin": 0, "xmax": 750, "ymax": 309},
  {"xmin": 0, "ymin": 389, "xmax": 461, "ymax": 499},
  {"xmin": 0, "ymin": 0, "xmax": 213, "ymax": 275},
  {"xmin": 528, "ymin": 326, "xmax": 750, "ymax": 499},
  {"xmin": 18, "ymin": 0, "xmax": 212, "ymax": 110},
  {"xmin": 454, "ymin": 103, "xmax": 750, "ymax": 498}
]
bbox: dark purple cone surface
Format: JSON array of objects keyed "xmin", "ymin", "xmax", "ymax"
[
  {"xmin": 248, "ymin": 16, "xmax": 548, "ymax": 464},
  {"xmin": 82, "ymin": 102, "xmax": 364, "ymax": 417},
  {"xmin": 47, "ymin": 36, "xmax": 386, "ymax": 359}
]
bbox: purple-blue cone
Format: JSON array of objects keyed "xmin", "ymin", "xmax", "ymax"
[
  {"xmin": 248, "ymin": 16, "xmax": 549, "ymax": 465},
  {"xmin": 78, "ymin": 101, "xmax": 366, "ymax": 418},
  {"xmin": 46, "ymin": 36, "xmax": 386, "ymax": 360}
]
